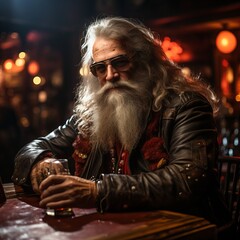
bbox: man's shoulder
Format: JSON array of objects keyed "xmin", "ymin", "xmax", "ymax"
[
  {"xmin": 162, "ymin": 91, "xmax": 210, "ymax": 119},
  {"xmin": 166, "ymin": 91, "xmax": 208, "ymax": 107}
]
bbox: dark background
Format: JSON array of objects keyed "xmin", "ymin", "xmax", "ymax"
[{"xmin": 0, "ymin": 0, "xmax": 240, "ymax": 181}]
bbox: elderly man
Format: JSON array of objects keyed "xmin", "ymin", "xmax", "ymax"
[{"xmin": 12, "ymin": 17, "xmax": 231, "ymax": 234}]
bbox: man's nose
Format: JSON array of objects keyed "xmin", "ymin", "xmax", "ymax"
[{"xmin": 105, "ymin": 65, "xmax": 119, "ymax": 81}]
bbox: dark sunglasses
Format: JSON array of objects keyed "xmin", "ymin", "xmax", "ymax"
[{"xmin": 90, "ymin": 55, "xmax": 132, "ymax": 78}]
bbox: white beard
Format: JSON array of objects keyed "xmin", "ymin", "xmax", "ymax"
[{"xmin": 91, "ymin": 79, "xmax": 152, "ymax": 151}]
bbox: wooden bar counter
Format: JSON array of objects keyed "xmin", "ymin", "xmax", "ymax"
[{"xmin": 0, "ymin": 183, "xmax": 217, "ymax": 240}]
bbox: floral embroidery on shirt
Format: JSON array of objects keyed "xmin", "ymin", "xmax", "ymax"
[
  {"xmin": 72, "ymin": 111, "xmax": 169, "ymax": 175},
  {"xmin": 141, "ymin": 137, "xmax": 169, "ymax": 171}
]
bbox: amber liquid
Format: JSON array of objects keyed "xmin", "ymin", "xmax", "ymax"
[{"xmin": 45, "ymin": 207, "xmax": 74, "ymax": 217}]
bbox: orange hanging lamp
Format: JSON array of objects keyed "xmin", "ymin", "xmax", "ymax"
[{"xmin": 216, "ymin": 30, "xmax": 237, "ymax": 54}]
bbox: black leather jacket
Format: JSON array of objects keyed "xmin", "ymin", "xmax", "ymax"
[{"xmin": 12, "ymin": 91, "xmax": 231, "ymax": 226}]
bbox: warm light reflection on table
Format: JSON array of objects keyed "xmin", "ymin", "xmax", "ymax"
[{"xmin": 0, "ymin": 183, "xmax": 217, "ymax": 240}]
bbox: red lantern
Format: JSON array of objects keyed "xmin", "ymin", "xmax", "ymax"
[{"xmin": 216, "ymin": 30, "xmax": 237, "ymax": 54}]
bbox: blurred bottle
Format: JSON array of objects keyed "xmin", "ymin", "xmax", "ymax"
[
  {"xmin": 218, "ymin": 118, "xmax": 231, "ymax": 156},
  {"xmin": 229, "ymin": 118, "xmax": 240, "ymax": 156}
]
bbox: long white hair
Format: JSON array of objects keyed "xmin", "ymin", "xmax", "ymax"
[{"xmin": 74, "ymin": 17, "xmax": 219, "ymax": 149}]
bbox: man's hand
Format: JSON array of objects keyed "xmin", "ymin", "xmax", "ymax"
[
  {"xmin": 39, "ymin": 175, "xmax": 97, "ymax": 209},
  {"xmin": 30, "ymin": 158, "xmax": 64, "ymax": 194}
]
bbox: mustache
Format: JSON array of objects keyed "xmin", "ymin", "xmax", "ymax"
[{"xmin": 96, "ymin": 81, "xmax": 139, "ymax": 97}]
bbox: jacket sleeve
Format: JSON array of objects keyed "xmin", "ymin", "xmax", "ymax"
[
  {"xmin": 96, "ymin": 93, "xmax": 219, "ymax": 213},
  {"xmin": 12, "ymin": 115, "xmax": 78, "ymax": 186}
]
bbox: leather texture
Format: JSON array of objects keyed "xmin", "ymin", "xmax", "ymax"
[{"xmin": 12, "ymin": 91, "xmax": 231, "ymax": 226}]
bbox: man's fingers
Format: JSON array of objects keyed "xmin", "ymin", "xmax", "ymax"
[
  {"xmin": 30, "ymin": 158, "xmax": 56, "ymax": 194},
  {"xmin": 39, "ymin": 175, "xmax": 66, "ymax": 193}
]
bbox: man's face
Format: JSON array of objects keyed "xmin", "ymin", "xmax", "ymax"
[
  {"xmin": 88, "ymin": 38, "xmax": 152, "ymax": 150},
  {"xmin": 92, "ymin": 38, "xmax": 133, "ymax": 87}
]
